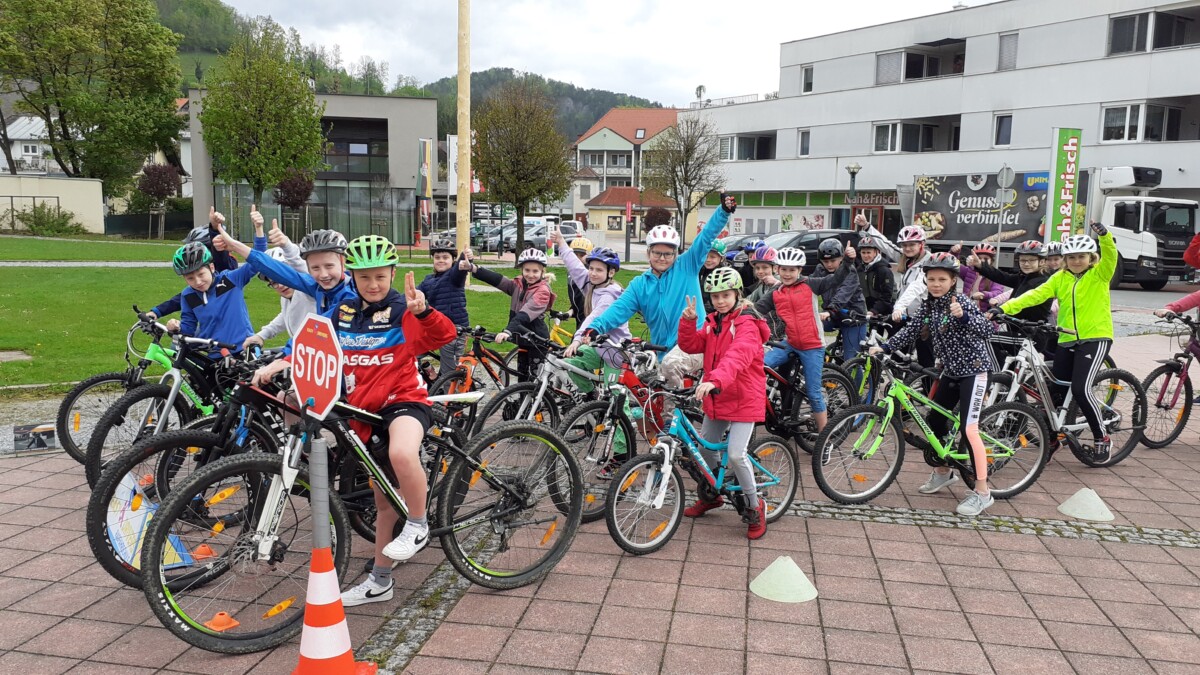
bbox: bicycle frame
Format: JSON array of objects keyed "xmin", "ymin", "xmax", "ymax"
[
  {"xmin": 1151, "ymin": 324, "xmax": 1200, "ymax": 412},
  {"xmin": 989, "ymin": 333, "xmax": 1095, "ymax": 438},
  {"xmin": 453, "ymin": 332, "xmax": 524, "ymax": 392},
  {"xmin": 876, "ymin": 377, "xmax": 969, "ymax": 462}
]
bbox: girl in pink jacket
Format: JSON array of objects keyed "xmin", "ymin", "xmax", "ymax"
[{"xmin": 676, "ymin": 267, "xmax": 771, "ymax": 540}]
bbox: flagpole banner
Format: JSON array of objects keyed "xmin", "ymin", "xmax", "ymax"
[
  {"xmin": 1045, "ymin": 127, "xmax": 1083, "ymax": 243},
  {"xmin": 447, "ymin": 135, "xmax": 458, "ymax": 197},
  {"xmin": 417, "ymin": 138, "xmax": 434, "ymax": 200}
]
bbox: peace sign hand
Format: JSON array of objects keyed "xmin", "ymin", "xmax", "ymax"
[
  {"xmin": 681, "ymin": 296, "xmax": 698, "ymax": 322},
  {"xmin": 404, "ymin": 271, "xmax": 427, "ymax": 315}
]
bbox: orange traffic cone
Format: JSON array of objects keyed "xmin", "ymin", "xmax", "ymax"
[{"xmin": 293, "ymin": 547, "xmax": 377, "ymax": 675}]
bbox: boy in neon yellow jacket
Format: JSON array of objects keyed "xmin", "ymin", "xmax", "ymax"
[{"xmin": 995, "ymin": 223, "xmax": 1115, "ymax": 461}]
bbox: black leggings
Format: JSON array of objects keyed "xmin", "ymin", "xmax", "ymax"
[
  {"xmin": 927, "ymin": 372, "xmax": 989, "ymax": 442},
  {"xmin": 1051, "ymin": 340, "xmax": 1112, "ymax": 440}
]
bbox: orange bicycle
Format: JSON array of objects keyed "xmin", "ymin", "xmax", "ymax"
[{"xmin": 428, "ymin": 326, "xmax": 527, "ymax": 432}]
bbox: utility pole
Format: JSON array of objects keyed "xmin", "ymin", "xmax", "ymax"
[{"xmin": 455, "ymin": 0, "xmax": 471, "ymax": 254}]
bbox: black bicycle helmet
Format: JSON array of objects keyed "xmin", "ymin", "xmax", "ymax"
[
  {"xmin": 923, "ymin": 251, "xmax": 961, "ymax": 273},
  {"xmin": 818, "ymin": 238, "xmax": 844, "ymax": 260},
  {"xmin": 181, "ymin": 227, "xmax": 213, "ymax": 246},
  {"xmin": 173, "ymin": 242, "xmax": 213, "ymax": 276},
  {"xmin": 857, "ymin": 235, "xmax": 881, "ymax": 250},
  {"xmin": 1014, "ymin": 240, "xmax": 1046, "ymax": 257},
  {"xmin": 429, "ymin": 237, "xmax": 457, "ymax": 256},
  {"xmin": 299, "ymin": 229, "xmax": 348, "ymax": 258}
]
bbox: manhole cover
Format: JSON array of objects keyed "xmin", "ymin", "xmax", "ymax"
[{"xmin": 0, "ymin": 351, "xmax": 31, "ymax": 363}]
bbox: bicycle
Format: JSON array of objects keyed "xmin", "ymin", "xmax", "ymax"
[
  {"xmin": 762, "ymin": 341, "xmax": 858, "ymax": 453},
  {"xmin": 56, "ymin": 308, "xmax": 173, "ymax": 463},
  {"xmin": 813, "ymin": 350, "xmax": 1049, "ymax": 504},
  {"xmin": 988, "ymin": 314, "xmax": 1147, "ymax": 467},
  {"xmin": 1140, "ymin": 311, "xmax": 1199, "ymax": 448},
  {"xmin": 139, "ymin": 400, "xmax": 582, "ymax": 654},
  {"xmin": 841, "ymin": 314, "xmax": 896, "ymax": 405},
  {"xmin": 427, "ymin": 325, "xmax": 527, "ymax": 432},
  {"xmin": 548, "ymin": 309, "xmax": 575, "ymax": 346},
  {"xmin": 604, "ymin": 384, "xmax": 798, "ymax": 554}
]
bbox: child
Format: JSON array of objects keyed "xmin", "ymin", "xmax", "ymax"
[
  {"xmin": 891, "ymin": 225, "xmax": 936, "ymax": 368},
  {"xmin": 242, "ymin": 246, "xmax": 316, "ymax": 351},
  {"xmin": 313, "ymin": 236, "xmax": 457, "ymax": 606},
  {"xmin": 871, "ymin": 253, "xmax": 996, "ymax": 516},
  {"xmin": 676, "ymin": 268, "xmax": 771, "ymax": 540},
  {"xmin": 754, "ymin": 247, "xmax": 851, "ymax": 432},
  {"xmin": 999, "ymin": 223, "xmax": 1117, "ymax": 462},
  {"xmin": 161, "ymin": 242, "xmax": 256, "ymax": 355},
  {"xmin": 565, "ymin": 237, "xmax": 594, "ymax": 329},
  {"xmin": 419, "ymin": 237, "xmax": 469, "ymax": 378},
  {"xmin": 699, "ymin": 239, "xmax": 729, "ymax": 315},
  {"xmin": 850, "ymin": 235, "xmax": 896, "ymax": 321},
  {"xmin": 554, "ymin": 230, "xmax": 632, "ymax": 477},
  {"xmin": 811, "ymin": 239, "xmax": 867, "ymax": 364},
  {"xmin": 951, "ymin": 243, "xmax": 1007, "ymax": 313},
  {"xmin": 745, "ymin": 245, "xmax": 780, "ymax": 304},
  {"xmin": 464, "ymin": 248, "xmax": 557, "ymax": 381},
  {"xmin": 1043, "ymin": 241, "xmax": 1064, "ymax": 274},
  {"xmin": 969, "ymin": 240, "xmax": 1052, "ymax": 362}
]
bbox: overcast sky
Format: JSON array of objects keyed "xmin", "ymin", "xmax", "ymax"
[{"xmin": 224, "ymin": 0, "xmax": 1000, "ymax": 106}]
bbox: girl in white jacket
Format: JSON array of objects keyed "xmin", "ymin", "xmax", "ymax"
[{"xmin": 890, "ymin": 225, "xmax": 935, "ymax": 367}]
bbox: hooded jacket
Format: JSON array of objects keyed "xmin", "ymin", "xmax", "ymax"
[
  {"xmin": 472, "ymin": 266, "xmax": 558, "ymax": 339},
  {"xmin": 811, "ymin": 262, "xmax": 867, "ymax": 324},
  {"xmin": 559, "ymin": 244, "xmax": 630, "ymax": 365},
  {"xmin": 418, "ymin": 253, "xmax": 470, "ymax": 327},
  {"xmin": 178, "ymin": 264, "xmax": 256, "ymax": 354},
  {"xmin": 1001, "ymin": 231, "xmax": 1117, "ymax": 344},
  {"xmin": 753, "ymin": 263, "xmax": 851, "ymax": 351},
  {"xmin": 853, "ymin": 256, "xmax": 896, "ymax": 316},
  {"xmin": 886, "ymin": 291, "xmax": 994, "ymax": 377},
  {"xmin": 894, "ymin": 250, "xmax": 933, "ymax": 317},
  {"xmin": 676, "ymin": 305, "xmax": 770, "ymax": 422},
  {"xmin": 959, "ymin": 265, "xmax": 1007, "ymax": 313}
]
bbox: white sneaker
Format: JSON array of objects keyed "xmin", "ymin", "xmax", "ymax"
[
  {"xmin": 340, "ymin": 577, "xmax": 393, "ymax": 607},
  {"xmin": 956, "ymin": 490, "xmax": 995, "ymax": 517},
  {"xmin": 382, "ymin": 520, "xmax": 431, "ymax": 562},
  {"xmin": 918, "ymin": 471, "xmax": 959, "ymax": 494}
]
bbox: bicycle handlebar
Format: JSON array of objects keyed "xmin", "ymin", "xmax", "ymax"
[
  {"xmin": 992, "ymin": 313, "xmax": 1076, "ymax": 336},
  {"xmin": 1158, "ymin": 311, "xmax": 1199, "ymax": 328},
  {"xmin": 549, "ymin": 310, "xmax": 573, "ymax": 321}
]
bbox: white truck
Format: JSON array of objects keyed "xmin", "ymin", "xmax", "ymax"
[{"xmin": 906, "ymin": 166, "xmax": 1197, "ymax": 290}]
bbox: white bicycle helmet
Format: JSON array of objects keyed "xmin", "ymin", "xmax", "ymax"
[
  {"xmin": 266, "ymin": 247, "xmax": 289, "ymax": 263},
  {"xmin": 516, "ymin": 248, "xmax": 549, "ymax": 267},
  {"xmin": 646, "ymin": 225, "xmax": 680, "ymax": 248},
  {"xmin": 1060, "ymin": 234, "xmax": 1098, "ymax": 255},
  {"xmin": 774, "ymin": 247, "xmax": 807, "ymax": 268},
  {"xmin": 897, "ymin": 225, "xmax": 926, "ymax": 243}
]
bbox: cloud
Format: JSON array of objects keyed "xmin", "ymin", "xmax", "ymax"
[{"xmin": 224, "ymin": 0, "xmax": 996, "ymax": 105}]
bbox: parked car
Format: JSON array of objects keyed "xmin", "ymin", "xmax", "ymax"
[
  {"xmin": 763, "ymin": 229, "xmax": 861, "ymax": 274},
  {"xmin": 719, "ymin": 232, "xmax": 770, "ymax": 260},
  {"xmin": 503, "ymin": 221, "xmax": 579, "ymax": 252}
]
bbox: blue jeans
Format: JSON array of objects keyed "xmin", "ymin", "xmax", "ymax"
[
  {"xmin": 840, "ymin": 323, "xmax": 867, "ymax": 364},
  {"xmin": 764, "ymin": 344, "xmax": 827, "ymax": 413}
]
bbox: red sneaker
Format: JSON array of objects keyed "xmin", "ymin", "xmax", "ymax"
[
  {"xmin": 684, "ymin": 496, "xmax": 724, "ymax": 518},
  {"xmin": 746, "ymin": 501, "xmax": 767, "ymax": 540}
]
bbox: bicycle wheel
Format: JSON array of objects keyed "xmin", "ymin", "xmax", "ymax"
[
  {"xmin": 57, "ymin": 371, "xmax": 144, "ymax": 463},
  {"xmin": 984, "ymin": 371, "xmax": 1018, "ymax": 407},
  {"xmin": 812, "ymin": 404, "xmax": 905, "ymax": 504},
  {"xmin": 966, "ymin": 401, "xmax": 1049, "ymax": 499},
  {"xmin": 438, "ymin": 421, "xmax": 582, "ymax": 589},
  {"xmin": 844, "ymin": 355, "xmax": 880, "ymax": 406},
  {"xmin": 141, "ymin": 452, "xmax": 351, "ymax": 654},
  {"xmin": 501, "ymin": 347, "xmax": 519, "ymax": 387},
  {"xmin": 85, "ymin": 383, "xmax": 195, "ymax": 488},
  {"xmin": 557, "ymin": 400, "xmax": 636, "ymax": 523},
  {"xmin": 794, "ymin": 369, "xmax": 858, "ymax": 453},
  {"xmin": 604, "ymin": 453, "xmax": 685, "ymax": 555},
  {"xmin": 470, "ymin": 382, "xmax": 561, "ymax": 435},
  {"xmin": 1140, "ymin": 362, "xmax": 1192, "ymax": 449},
  {"xmin": 1065, "ymin": 368, "xmax": 1147, "ymax": 467},
  {"xmin": 749, "ymin": 435, "xmax": 798, "ymax": 523},
  {"xmin": 428, "ymin": 367, "xmax": 484, "ymax": 433}
]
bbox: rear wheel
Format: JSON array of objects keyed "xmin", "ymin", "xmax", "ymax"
[
  {"xmin": 604, "ymin": 453, "xmax": 685, "ymax": 555},
  {"xmin": 794, "ymin": 369, "xmax": 858, "ymax": 453},
  {"xmin": 1065, "ymin": 368, "xmax": 1147, "ymax": 467},
  {"xmin": 966, "ymin": 401, "xmax": 1049, "ymax": 499},
  {"xmin": 812, "ymin": 404, "xmax": 905, "ymax": 504},
  {"xmin": 85, "ymin": 384, "xmax": 194, "ymax": 488},
  {"xmin": 844, "ymin": 355, "xmax": 881, "ymax": 405},
  {"xmin": 1140, "ymin": 362, "xmax": 1192, "ymax": 449},
  {"xmin": 57, "ymin": 372, "xmax": 144, "ymax": 463}
]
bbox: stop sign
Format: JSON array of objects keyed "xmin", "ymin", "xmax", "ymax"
[{"xmin": 291, "ymin": 314, "xmax": 343, "ymax": 420}]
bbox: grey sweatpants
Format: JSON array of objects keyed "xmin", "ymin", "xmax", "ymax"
[
  {"xmin": 438, "ymin": 332, "xmax": 468, "ymax": 379},
  {"xmin": 699, "ymin": 417, "xmax": 758, "ymax": 508}
]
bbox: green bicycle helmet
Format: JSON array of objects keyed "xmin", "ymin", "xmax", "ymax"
[
  {"xmin": 173, "ymin": 242, "xmax": 212, "ymax": 275},
  {"xmin": 710, "ymin": 239, "xmax": 728, "ymax": 256},
  {"xmin": 345, "ymin": 235, "xmax": 399, "ymax": 270},
  {"xmin": 703, "ymin": 266, "xmax": 743, "ymax": 293}
]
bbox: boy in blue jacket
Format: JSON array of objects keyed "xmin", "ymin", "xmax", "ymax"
[
  {"xmin": 419, "ymin": 237, "xmax": 469, "ymax": 378},
  {"xmin": 162, "ymin": 242, "xmax": 255, "ymax": 354}
]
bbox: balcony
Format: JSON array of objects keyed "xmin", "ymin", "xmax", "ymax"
[
  {"xmin": 14, "ymin": 157, "xmax": 48, "ymax": 174},
  {"xmin": 599, "ymin": 166, "xmax": 633, "ymax": 176},
  {"xmin": 689, "ymin": 94, "xmax": 760, "ymax": 109}
]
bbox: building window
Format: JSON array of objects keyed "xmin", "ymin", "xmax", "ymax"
[
  {"xmin": 798, "ymin": 129, "xmax": 810, "ymax": 156},
  {"xmin": 1153, "ymin": 10, "xmax": 1200, "ymax": 49},
  {"xmin": 876, "ymin": 52, "xmax": 902, "ymax": 84},
  {"xmin": 585, "ymin": 153, "xmax": 604, "ymax": 166},
  {"xmin": 1102, "ymin": 104, "xmax": 1140, "ymax": 141},
  {"xmin": 998, "ymin": 33, "xmax": 1018, "ymax": 70},
  {"xmin": 1102, "ymin": 103, "xmax": 1184, "ymax": 142},
  {"xmin": 635, "ymin": 128, "xmax": 645, "ymax": 139},
  {"xmin": 904, "ymin": 52, "xmax": 940, "ymax": 80},
  {"xmin": 719, "ymin": 137, "xmax": 733, "ymax": 160},
  {"xmin": 737, "ymin": 137, "xmax": 756, "ymax": 161},
  {"xmin": 579, "ymin": 184, "xmax": 591, "ymax": 199},
  {"xmin": 993, "ymin": 114, "xmax": 1013, "ymax": 146},
  {"xmin": 1109, "ymin": 13, "xmax": 1149, "ymax": 55},
  {"xmin": 610, "ymin": 154, "xmax": 629, "ymax": 167},
  {"xmin": 21, "ymin": 144, "xmax": 38, "ymax": 155},
  {"xmin": 1144, "ymin": 104, "xmax": 1182, "ymax": 141},
  {"xmin": 873, "ymin": 122, "xmax": 898, "ymax": 153},
  {"xmin": 801, "ymin": 65, "xmax": 814, "ymax": 94}
]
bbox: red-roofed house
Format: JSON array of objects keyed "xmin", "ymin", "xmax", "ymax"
[
  {"xmin": 574, "ymin": 108, "xmax": 679, "ymax": 193},
  {"xmin": 583, "ymin": 185, "xmax": 699, "ymax": 246}
]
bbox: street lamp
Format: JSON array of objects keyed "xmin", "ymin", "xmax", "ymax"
[{"xmin": 845, "ymin": 162, "xmax": 863, "ymax": 211}]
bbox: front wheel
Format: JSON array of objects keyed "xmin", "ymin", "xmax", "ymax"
[
  {"xmin": 1065, "ymin": 368, "xmax": 1147, "ymax": 467},
  {"xmin": 749, "ymin": 435, "xmax": 798, "ymax": 523},
  {"xmin": 812, "ymin": 404, "xmax": 905, "ymax": 504},
  {"xmin": 471, "ymin": 381, "xmax": 561, "ymax": 435},
  {"xmin": 557, "ymin": 400, "xmax": 637, "ymax": 523},
  {"xmin": 85, "ymin": 383, "xmax": 194, "ymax": 488},
  {"xmin": 844, "ymin": 355, "xmax": 881, "ymax": 406},
  {"xmin": 1140, "ymin": 362, "xmax": 1192, "ymax": 449},
  {"xmin": 604, "ymin": 453, "xmax": 685, "ymax": 555},
  {"xmin": 794, "ymin": 369, "xmax": 858, "ymax": 453},
  {"xmin": 966, "ymin": 401, "xmax": 1050, "ymax": 500},
  {"xmin": 57, "ymin": 371, "xmax": 144, "ymax": 463}
]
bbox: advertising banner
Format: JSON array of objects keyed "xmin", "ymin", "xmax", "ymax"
[
  {"xmin": 1045, "ymin": 127, "xmax": 1084, "ymax": 243},
  {"xmin": 417, "ymin": 138, "xmax": 434, "ymax": 200}
]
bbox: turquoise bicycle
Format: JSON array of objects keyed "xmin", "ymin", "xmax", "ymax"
[{"xmin": 604, "ymin": 384, "xmax": 798, "ymax": 554}]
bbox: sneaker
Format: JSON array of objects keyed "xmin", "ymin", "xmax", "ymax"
[
  {"xmin": 684, "ymin": 496, "xmax": 724, "ymax": 518},
  {"xmin": 918, "ymin": 471, "xmax": 959, "ymax": 494},
  {"xmin": 596, "ymin": 457, "xmax": 624, "ymax": 480},
  {"xmin": 745, "ymin": 500, "xmax": 767, "ymax": 540},
  {"xmin": 382, "ymin": 520, "xmax": 431, "ymax": 562},
  {"xmin": 1091, "ymin": 436, "xmax": 1111, "ymax": 463},
  {"xmin": 956, "ymin": 490, "xmax": 994, "ymax": 517},
  {"xmin": 340, "ymin": 577, "xmax": 393, "ymax": 607}
]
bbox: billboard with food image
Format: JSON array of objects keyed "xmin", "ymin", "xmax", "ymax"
[{"xmin": 912, "ymin": 171, "xmax": 1088, "ymax": 244}]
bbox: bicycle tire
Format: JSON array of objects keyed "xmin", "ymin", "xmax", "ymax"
[
  {"xmin": 812, "ymin": 403, "xmax": 905, "ymax": 504},
  {"xmin": 141, "ymin": 452, "xmax": 351, "ymax": 654},
  {"xmin": 750, "ymin": 435, "xmax": 798, "ymax": 523},
  {"xmin": 604, "ymin": 453, "xmax": 685, "ymax": 555},
  {"xmin": 437, "ymin": 421, "xmax": 582, "ymax": 589},
  {"xmin": 843, "ymin": 355, "xmax": 880, "ymax": 406},
  {"xmin": 85, "ymin": 383, "xmax": 195, "ymax": 488},
  {"xmin": 1140, "ymin": 362, "xmax": 1192, "ymax": 449},
  {"xmin": 557, "ymin": 400, "xmax": 637, "ymax": 523},
  {"xmin": 1065, "ymin": 368, "xmax": 1147, "ymax": 467},
  {"xmin": 428, "ymin": 367, "xmax": 483, "ymax": 433},
  {"xmin": 501, "ymin": 347, "xmax": 519, "ymax": 387},
  {"xmin": 794, "ymin": 369, "xmax": 858, "ymax": 453},
  {"xmin": 57, "ymin": 371, "xmax": 144, "ymax": 463},
  {"xmin": 961, "ymin": 401, "xmax": 1050, "ymax": 500},
  {"xmin": 470, "ymin": 381, "xmax": 561, "ymax": 435}
]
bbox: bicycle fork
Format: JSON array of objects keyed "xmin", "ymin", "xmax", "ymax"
[
  {"xmin": 626, "ymin": 440, "xmax": 677, "ymax": 510},
  {"xmin": 252, "ymin": 434, "xmax": 304, "ymax": 562}
]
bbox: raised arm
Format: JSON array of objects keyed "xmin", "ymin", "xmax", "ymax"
[
  {"xmin": 677, "ymin": 194, "xmax": 734, "ymax": 275},
  {"xmin": 588, "ymin": 276, "xmax": 642, "ymax": 335}
]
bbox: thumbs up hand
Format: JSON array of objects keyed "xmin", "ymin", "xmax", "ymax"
[
  {"xmin": 250, "ymin": 204, "xmax": 264, "ymax": 235},
  {"xmin": 209, "ymin": 205, "xmax": 225, "ymax": 229},
  {"xmin": 214, "ymin": 221, "xmax": 251, "ymax": 258},
  {"xmin": 950, "ymin": 297, "xmax": 963, "ymax": 318},
  {"xmin": 268, "ymin": 218, "xmax": 289, "ymax": 248},
  {"xmin": 404, "ymin": 271, "xmax": 427, "ymax": 315}
]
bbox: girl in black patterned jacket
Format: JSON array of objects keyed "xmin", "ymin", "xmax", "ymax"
[{"xmin": 871, "ymin": 253, "xmax": 996, "ymax": 517}]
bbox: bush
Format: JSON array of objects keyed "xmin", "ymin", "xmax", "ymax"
[
  {"xmin": 166, "ymin": 197, "xmax": 193, "ymax": 213},
  {"xmin": 7, "ymin": 203, "xmax": 87, "ymax": 236}
]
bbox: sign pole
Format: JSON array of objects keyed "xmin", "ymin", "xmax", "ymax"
[{"xmin": 305, "ymin": 411, "xmax": 331, "ymax": 550}]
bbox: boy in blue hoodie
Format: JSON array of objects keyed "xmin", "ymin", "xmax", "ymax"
[{"xmin": 162, "ymin": 242, "xmax": 256, "ymax": 354}]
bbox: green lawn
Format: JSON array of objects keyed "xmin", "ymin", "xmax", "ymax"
[
  {"xmin": 0, "ymin": 236, "xmax": 179, "ymax": 261},
  {"xmin": 0, "ymin": 263, "xmax": 647, "ymax": 394}
]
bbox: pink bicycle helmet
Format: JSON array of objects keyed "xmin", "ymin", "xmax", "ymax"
[{"xmin": 897, "ymin": 225, "xmax": 926, "ymax": 243}]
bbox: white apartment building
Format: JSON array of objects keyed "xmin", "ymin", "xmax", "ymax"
[{"xmin": 692, "ymin": 0, "xmax": 1200, "ymax": 238}]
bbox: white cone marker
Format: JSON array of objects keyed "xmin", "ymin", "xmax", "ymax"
[
  {"xmin": 1057, "ymin": 487, "xmax": 1115, "ymax": 522},
  {"xmin": 749, "ymin": 555, "xmax": 818, "ymax": 603}
]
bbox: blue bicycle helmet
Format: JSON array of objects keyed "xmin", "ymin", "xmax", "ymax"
[
  {"xmin": 743, "ymin": 238, "xmax": 765, "ymax": 252},
  {"xmin": 585, "ymin": 246, "xmax": 621, "ymax": 271}
]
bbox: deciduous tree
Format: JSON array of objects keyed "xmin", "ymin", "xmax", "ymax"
[
  {"xmin": 643, "ymin": 114, "xmax": 725, "ymax": 234},
  {"xmin": 138, "ymin": 163, "xmax": 180, "ymax": 238}
]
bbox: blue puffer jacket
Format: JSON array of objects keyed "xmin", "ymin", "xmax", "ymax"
[
  {"xmin": 418, "ymin": 254, "xmax": 469, "ymax": 327},
  {"xmin": 589, "ymin": 207, "xmax": 730, "ymax": 355}
]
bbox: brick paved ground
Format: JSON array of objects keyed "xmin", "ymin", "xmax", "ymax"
[{"xmin": 1, "ymin": 333, "xmax": 1199, "ymax": 674}]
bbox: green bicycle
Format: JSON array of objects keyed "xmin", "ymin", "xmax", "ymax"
[{"xmin": 813, "ymin": 351, "xmax": 1049, "ymax": 505}]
